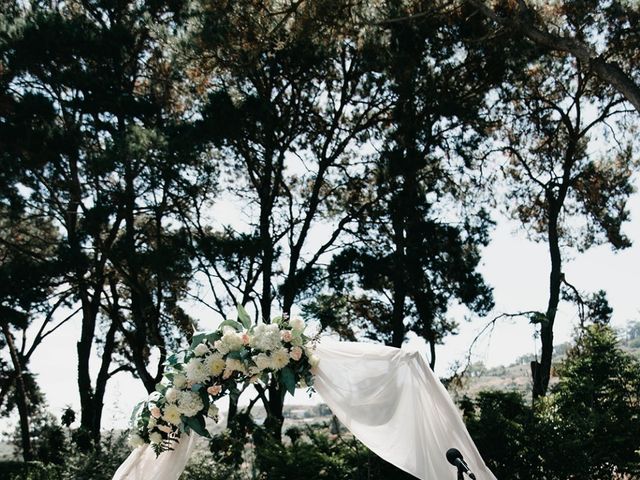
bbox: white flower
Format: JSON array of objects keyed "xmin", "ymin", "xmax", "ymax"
[
  {"xmin": 309, "ymin": 354, "xmax": 320, "ymax": 369},
  {"xmin": 173, "ymin": 373, "xmax": 187, "ymax": 389},
  {"xmin": 253, "ymin": 353, "xmax": 273, "ymax": 371},
  {"xmin": 194, "ymin": 343, "xmax": 210, "ymax": 356},
  {"xmin": 251, "ymin": 323, "xmax": 282, "ymax": 352},
  {"xmin": 213, "ymin": 339, "xmax": 229, "ymax": 355},
  {"xmin": 281, "ymin": 330, "xmax": 293, "ymax": 342},
  {"xmin": 225, "ymin": 358, "xmax": 245, "ymax": 374},
  {"xmin": 165, "ymin": 387, "xmax": 179, "ymax": 404},
  {"xmin": 185, "ymin": 357, "xmax": 209, "ymax": 384},
  {"xmin": 271, "ymin": 348, "xmax": 290, "ymax": 370},
  {"xmin": 149, "ymin": 432, "xmax": 163, "ymax": 444},
  {"xmin": 162, "ymin": 403, "xmax": 182, "ymax": 426},
  {"xmin": 220, "ymin": 330, "xmax": 244, "ymax": 352},
  {"xmin": 128, "ymin": 433, "xmax": 145, "ymax": 448},
  {"xmin": 177, "ymin": 391, "xmax": 204, "ymax": 417},
  {"xmin": 149, "ymin": 406, "xmax": 161, "ymax": 418},
  {"xmin": 290, "ymin": 316, "xmax": 305, "ymax": 332},
  {"xmin": 205, "ymin": 353, "xmax": 226, "ymax": 377},
  {"xmin": 148, "ymin": 417, "xmax": 157, "ymax": 429}
]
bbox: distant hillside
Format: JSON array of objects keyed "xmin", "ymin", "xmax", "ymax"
[{"xmin": 450, "ymin": 322, "xmax": 640, "ymax": 401}]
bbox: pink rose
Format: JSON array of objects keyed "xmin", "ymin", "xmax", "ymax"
[
  {"xmin": 242, "ymin": 333, "xmax": 250, "ymax": 345},
  {"xmin": 290, "ymin": 346, "xmax": 303, "ymax": 361},
  {"xmin": 281, "ymin": 330, "xmax": 293, "ymax": 342},
  {"xmin": 150, "ymin": 406, "xmax": 161, "ymax": 419},
  {"xmin": 222, "ymin": 369, "xmax": 232, "ymax": 380},
  {"xmin": 158, "ymin": 424, "xmax": 172, "ymax": 434},
  {"xmin": 207, "ymin": 385, "xmax": 222, "ymax": 396}
]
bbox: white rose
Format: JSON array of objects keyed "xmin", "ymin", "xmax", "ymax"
[
  {"xmin": 165, "ymin": 387, "xmax": 179, "ymax": 404},
  {"xmin": 149, "ymin": 432, "xmax": 163, "ymax": 444},
  {"xmin": 253, "ymin": 353, "xmax": 273, "ymax": 371},
  {"xmin": 290, "ymin": 316, "xmax": 305, "ymax": 332},
  {"xmin": 173, "ymin": 373, "xmax": 187, "ymax": 389},
  {"xmin": 194, "ymin": 343, "xmax": 210, "ymax": 356}
]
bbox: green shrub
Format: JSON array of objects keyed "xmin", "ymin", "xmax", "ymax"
[{"xmin": 0, "ymin": 460, "xmax": 63, "ymax": 480}]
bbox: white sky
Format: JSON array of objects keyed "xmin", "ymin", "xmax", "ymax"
[{"xmin": 3, "ymin": 189, "xmax": 639, "ymax": 434}]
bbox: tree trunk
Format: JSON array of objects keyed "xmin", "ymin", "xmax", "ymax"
[
  {"xmin": 533, "ymin": 204, "xmax": 562, "ymax": 399},
  {"xmin": 1, "ymin": 323, "xmax": 33, "ymax": 461}
]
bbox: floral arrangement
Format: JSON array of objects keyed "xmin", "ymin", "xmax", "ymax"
[{"xmin": 128, "ymin": 306, "xmax": 319, "ymax": 455}]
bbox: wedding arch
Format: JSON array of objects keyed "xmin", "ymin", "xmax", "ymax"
[{"xmin": 113, "ymin": 307, "xmax": 496, "ymax": 480}]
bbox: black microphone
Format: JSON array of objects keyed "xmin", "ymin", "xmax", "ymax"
[{"xmin": 446, "ymin": 448, "xmax": 477, "ymax": 479}]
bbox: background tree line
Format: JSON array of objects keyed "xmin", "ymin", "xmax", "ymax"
[{"xmin": 0, "ymin": 0, "xmax": 638, "ymax": 477}]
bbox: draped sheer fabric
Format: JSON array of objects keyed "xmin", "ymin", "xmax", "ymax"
[
  {"xmin": 112, "ymin": 433, "xmax": 196, "ymax": 480},
  {"xmin": 314, "ymin": 341, "xmax": 496, "ymax": 480},
  {"xmin": 112, "ymin": 340, "xmax": 496, "ymax": 480}
]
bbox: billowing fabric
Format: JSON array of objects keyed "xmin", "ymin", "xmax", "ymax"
[
  {"xmin": 313, "ymin": 341, "xmax": 496, "ymax": 480},
  {"xmin": 112, "ymin": 340, "xmax": 495, "ymax": 480},
  {"xmin": 112, "ymin": 433, "xmax": 196, "ymax": 480}
]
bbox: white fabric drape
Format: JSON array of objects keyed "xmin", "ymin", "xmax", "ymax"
[
  {"xmin": 112, "ymin": 340, "xmax": 495, "ymax": 480},
  {"xmin": 314, "ymin": 341, "xmax": 496, "ymax": 480},
  {"xmin": 112, "ymin": 433, "xmax": 196, "ymax": 480}
]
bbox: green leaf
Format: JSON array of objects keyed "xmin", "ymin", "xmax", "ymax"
[
  {"xmin": 226, "ymin": 350, "xmax": 242, "ymax": 360},
  {"xmin": 155, "ymin": 383, "xmax": 167, "ymax": 395},
  {"xmin": 166, "ymin": 353, "xmax": 179, "ymax": 366},
  {"xmin": 190, "ymin": 332, "xmax": 207, "ymax": 349},
  {"xmin": 130, "ymin": 401, "xmax": 145, "ymax": 425},
  {"xmin": 237, "ymin": 304, "xmax": 252, "ymax": 329},
  {"xmin": 280, "ymin": 366, "xmax": 296, "ymax": 396},
  {"xmin": 183, "ymin": 415, "xmax": 210, "ymax": 438},
  {"xmin": 219, "ymin": 319, "xmax": 243, "ymax": 332},
  {"xmin": 272, "ymin": 315, "xmax": 283, "ymax": 326}
]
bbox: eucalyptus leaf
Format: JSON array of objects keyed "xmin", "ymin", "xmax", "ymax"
[
  {"xmin": 237, "ymin": 304, "xmax": 252, "ymax": 329},
  {"xmin": 219, "ymin": 319, "xmax": 243, "ymax": 332}
]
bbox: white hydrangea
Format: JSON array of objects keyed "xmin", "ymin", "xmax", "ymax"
[
  {"xmin": 251, "ymin": 323, "xmax": 282, "ymax": 352},
  {"xmin": 149, "ymin": 432, "xmax": 163, "ymax": 444},
  {"xmin": 177, "ymin": 391, "xmax": 204, "ymax": 417},
  {"xmin": 185, "ymin": 357, "xmax": 209, "ymax": 384},
  {"xmin": 128, "ymin": 433, "xmax": 145, "ymax": 448},
  {"xmin": 165, "ymin": 387, "xmax": 180, "ymax": 404},
  {"xmin": 162, "ymin": 403, "xmax": 182, "ymax": 426},
  {"xmin": 271, "ymin": 347, "xmax": 290, "ymax": 371},
  {"xmin": 205, "ymin": 353, "xmax": 226, "ymax": 377}
]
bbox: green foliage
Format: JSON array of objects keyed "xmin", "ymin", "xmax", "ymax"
[
  {"xmin": 0, "ymin": 461, "xmax": 63, "ymax": 480},
  {"xmin": 464, "ymin": 324, "xmax": 640, "ymax": 479},
  {"xmin": 253, "ymin": 425, "xmax": 416, "ymax": 480}
]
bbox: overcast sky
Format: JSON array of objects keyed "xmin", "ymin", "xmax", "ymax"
[{"xmin": 4, "ymin": 189, "xmax": 639, "ymax": 434}]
